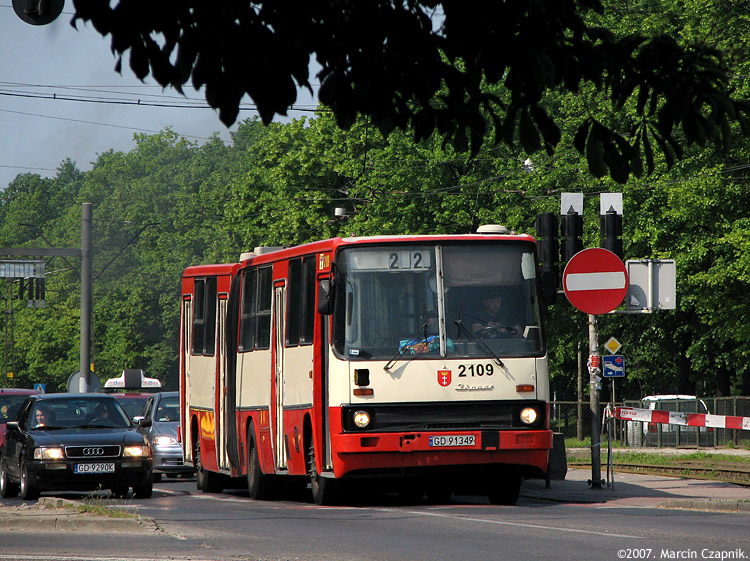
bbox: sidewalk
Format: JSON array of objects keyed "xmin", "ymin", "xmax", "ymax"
[{"xmin": 522, "ymin": 467, "xmax": 750, "ymax": 512}]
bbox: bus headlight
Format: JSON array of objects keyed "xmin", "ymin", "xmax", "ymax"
[
  {"xmin": 519, "ymin": 407, "xmax": 538, "ymax": 425},
  {"xmin": 352, "ymin": 410, "xmax": 371, "ymax": 429}
]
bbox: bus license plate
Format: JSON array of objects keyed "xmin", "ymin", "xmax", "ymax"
[
  {"xmin": 74, "ymin": 463, "xmax": 115, "ymax": 474},
  {"xmin": 429, "ymin": 435, "xmax": 476, "ymax": 447}
]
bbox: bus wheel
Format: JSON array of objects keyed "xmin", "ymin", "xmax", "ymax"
[
  {"xmin": 247, "ymin": 428, "xmax": 276, "ymax": 500},
  {"xmin": 307, "ymin": 444, "xmax": 337, "ymax": 506},
  {"xmin": 487, "ymin": 471, "xmax": 521, "ymax": 506},
  {"xmin": 194, "ymin": 440, "xmax": 223, "ymax": 493}
]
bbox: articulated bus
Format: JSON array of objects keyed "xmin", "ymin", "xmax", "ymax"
[{"xmin": 180, "ymin": 226, "xmax": 555, "ymax": 505}]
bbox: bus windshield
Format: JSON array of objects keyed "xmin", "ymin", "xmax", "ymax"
[{"xmin": 333, "ymin": 242, "xmax": 544, "ymax": 360}]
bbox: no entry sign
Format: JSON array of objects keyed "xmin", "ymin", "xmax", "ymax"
[{"xmin": 563, "ymin": 248, "xmax": 628, "ymax": 314}]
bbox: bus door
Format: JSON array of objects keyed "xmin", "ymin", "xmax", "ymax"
[
  {"xmin": 273, "ymin": 283, "xmax": 288, "ymax": 471},
  {"xmin": 181, "ymin": 297, "xmax": 193, "ymax": 463},
  {"xmin": 216, "ymin": 297, "xmax": 230, "ymax": 471}
]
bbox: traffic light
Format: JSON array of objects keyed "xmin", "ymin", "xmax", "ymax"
[
  {"xmin": 560, "ymin": 212, "xmax": 583, "ymax": 263},
  {"xmin": 600, "ymin": 211, "xmax": 623, "ymax": 260},
  {"xmin": 16, "ymin": 277, "xmax": 46, "ymax": 307},
  {"xmin": 535, "ymin": 213, "xmax": 559, "ymax": 305},
  {"xmin": 12, "ymin": 0, "xmax": 64, "ymax": 25},
  {"xmin": 534, "ymin": 212, "xmax": 558, "ymax": 273}
]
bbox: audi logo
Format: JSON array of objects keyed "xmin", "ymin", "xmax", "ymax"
[{"xmin": 82, "ymin": 447, "xmax": 105, "ymax": 456}]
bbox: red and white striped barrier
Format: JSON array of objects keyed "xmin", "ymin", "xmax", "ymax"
[{"xmin": 614, "ymin": 406, "xmax": 750, "ymax": 431}]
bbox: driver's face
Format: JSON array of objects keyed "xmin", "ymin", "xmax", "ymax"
[{"xmin": 484, "ymin": 297, "xmax": 501, "ymax": 315}]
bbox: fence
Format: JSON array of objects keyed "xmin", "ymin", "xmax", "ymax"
[{"xmin": 550, "ymin": 397, "xmax": 750, "ymax": 448}]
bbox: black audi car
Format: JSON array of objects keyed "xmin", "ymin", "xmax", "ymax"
[{"xmin": 0, "ymin": 393, "xmax": 153, "ymax": 500}]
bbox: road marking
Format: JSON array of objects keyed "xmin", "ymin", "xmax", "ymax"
[{"xmin": 374, "ymin": 507, "xmax": 643, "ymax": 539}]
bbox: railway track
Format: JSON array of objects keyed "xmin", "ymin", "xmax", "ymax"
[{"xmin": 567, "ymin": 461, "xmax": 750, "ymax": 486}]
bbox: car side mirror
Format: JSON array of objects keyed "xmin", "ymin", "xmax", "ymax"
[
  {"xmin": 137, "ymin": 418, "xmax": 152, "ymax": 428},
  {"xmin": 5, "ymin": 421, "xmax": 19, "ymax": 432}
]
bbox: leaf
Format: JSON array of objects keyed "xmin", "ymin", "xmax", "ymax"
[
  {"xmin": 519, "ymin": 109, "xmax": 542, "ymax": 154},
  {"xmin": 585, "ymin": 125, "xmax": 607, "ymax": 178},
  {"xmin": 573, "ymin": 119, "xmax": 591, "ymax": 154}
]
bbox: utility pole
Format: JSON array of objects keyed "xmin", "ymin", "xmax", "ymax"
[
  {"xmin": 0, "ymin": 203, "xmax": 91, "ymax": 391},
  {"xmin": 79, "ymin": 203, "xmax": 93, "ymax": 392}
]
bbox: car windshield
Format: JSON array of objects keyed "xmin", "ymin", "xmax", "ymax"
[
  {"xmin": 112, "ymin": 396, "xmax": 151, "ymax": 419},
  {"xmin": 31, "ymin": 398, "xmax": 131, "ymax": 429},
  {"xmin": 154, "ymin": 396, "xmax": 180, "ymax": 422},
  {"xmin": 0, "ymin": 395, "xmax": 30, "ymax": 423}
]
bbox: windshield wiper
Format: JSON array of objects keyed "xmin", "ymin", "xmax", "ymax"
[
  {"xmin": 383, "ymin": 321, "xmax": 431, "ymax": 371},
  {"xmin": 453, "ymin": 319, "xmax": 505, "ymax": 368}
]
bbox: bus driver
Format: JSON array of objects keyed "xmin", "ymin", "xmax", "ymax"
[{"xmin": 471, "ymin": 291, "xmax": 521, "ymax": 337}]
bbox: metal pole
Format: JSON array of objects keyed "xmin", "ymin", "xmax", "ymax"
[
  {"xmin": 589, "ymin": 313, "xmax": 602, "ymax": 489},
  {"xmin": 78, "ymin": 203, "xmax": 92, "ymax": 393},
  {"xmin": 577, "ymin": 342, "xmax": 583, "ymax": 441}
]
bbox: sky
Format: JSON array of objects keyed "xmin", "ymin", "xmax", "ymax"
[{"xmin": 0, "ymin": 4, "xmax": 318, "ymax": 189}]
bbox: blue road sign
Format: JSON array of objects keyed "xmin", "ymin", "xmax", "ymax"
[
  {"xmin": 602, "ymin": 355, "xmax": 625, "ymax": 378},
  {"xmin": 33, "ymin": 383, "xmax": 46, "ymax": 393}
]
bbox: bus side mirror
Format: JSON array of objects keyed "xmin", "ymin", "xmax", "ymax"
[
  {"xmin": 540, "ymin": 269, "xmax": 557, "ymax": 307},
  {"xmin": 317, "ymin": 279, "xmax": 336, "ymax": 315}
]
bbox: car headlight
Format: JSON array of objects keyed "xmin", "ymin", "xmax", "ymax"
[
  {"xmin": 123, "ymin": 445, "xmax": 150, "ymax": 458},
  {"xmin": 519, "ymin": 407, "xmax": 538, "ymax": 425},
  {"xmin": 33, "ymin": 447, "xmax": 64, "ymax": 460},
  {"xmin": 154, "ymin": 436, "xmax": 178, "ymax": 446}
]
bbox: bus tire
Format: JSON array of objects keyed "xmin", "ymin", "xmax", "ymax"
[
  {"xmin": 487, "ymin": 471, "xmax": 521, "ymax": 506},
  {"xmin": 247, "ymin": 427, "xmax": 276, "ymax": 500},
  {"xmin": 195, "ymin": 439, "xmax": 223, "ymax": 493},
  {"xmin": 308, "ymin": 444, "xmax": 337, "ymax": 506}
]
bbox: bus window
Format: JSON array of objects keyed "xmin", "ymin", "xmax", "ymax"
[{"xmin": 192, "ymin": 277, "xmax": 217, "ymax": 356}]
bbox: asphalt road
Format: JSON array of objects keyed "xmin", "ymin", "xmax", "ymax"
[{"xmin": 0, "ymin": 475, "xmax": 748, "ymax": 561}]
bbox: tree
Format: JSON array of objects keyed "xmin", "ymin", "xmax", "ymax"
[{"xmin": 70, "ymin": 0, "xmax": 750, "ymax": 184}]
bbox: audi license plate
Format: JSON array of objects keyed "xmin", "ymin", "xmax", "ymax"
[
  {"xmin": 429, "ymin": 435, "xmax": 476, "ymax": 447},
  {"xmin": 74, "ymin": 463, "xmax": 115, "ymax": 474}
]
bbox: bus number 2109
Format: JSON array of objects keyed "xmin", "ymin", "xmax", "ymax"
[{"xmin": 457, "ymin": 363, "xmax": 495, "ymax": 377}]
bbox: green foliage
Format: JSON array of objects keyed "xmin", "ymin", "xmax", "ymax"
[
  {"xmin": 1, "ymin": 1, "xmax": 749, "ymax": 399},
  {"xmin": 70, "ymin": 0, "xmax": 750, "ymax": 184}
]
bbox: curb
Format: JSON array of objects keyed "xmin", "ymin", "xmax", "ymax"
[
  {"xmin": 661, "ymin": 499, "xmax": 750, "ymax": 513},
  {"xmin": 0, "ymin": 498, "xmax": 159, "ymax": 533}
]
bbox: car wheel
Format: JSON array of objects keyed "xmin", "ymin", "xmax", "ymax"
[
  {"xmin": 111, "ymin": 486, "xmax": 130, "ymax": 499},
  {"xmin": 19, "ymin": 461, "xmax": 39, "ymax": 501},
  {"xmin": 132, "ymin": 480, "xmax": 153, "ymax": 498},
  {"xmin": 0, "ymin": 459, "xmax": 19, "ymax": 498}
]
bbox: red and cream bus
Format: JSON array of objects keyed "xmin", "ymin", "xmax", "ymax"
[{"xmin": 180, "ymin": 226, "xmax": 554, "ymax": 505}]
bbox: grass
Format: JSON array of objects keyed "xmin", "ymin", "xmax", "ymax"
[{"xmin": 61, "ymin": 487, "xmax": 139, "ymax": 519}]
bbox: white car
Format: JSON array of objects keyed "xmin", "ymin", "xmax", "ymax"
[{"xmin": 625, "ymin": 395, "xmax": 713, "ymax": 447}]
